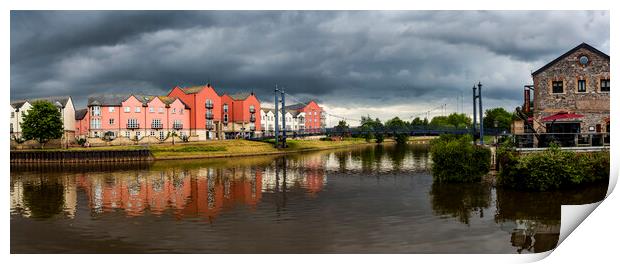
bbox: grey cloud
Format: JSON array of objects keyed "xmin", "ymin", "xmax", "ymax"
[{"xmin": 10, "ymin": 11, "xmax": 609, "ymax": 124}]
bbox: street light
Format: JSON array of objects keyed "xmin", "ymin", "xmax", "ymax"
[{"xmin": 493, "ymin": 120, "xmax": 499, "ymax": 145}]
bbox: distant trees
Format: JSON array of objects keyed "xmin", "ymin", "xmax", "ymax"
[
  {"xmin": 411, "ymin": 117, "xmax": 428, "ymax": 127},
  {"xmin": 20, "ymin": 100, "xmax": 64, "ymax": 148},
  {"xmin": 483, "ymin": 107, "xmax": 513, "ymax": 132},
  {"xmin": 385, "ymin": 117, "xmax": 408, "ymax": 132},
  {"xmin": 429, "ymin": 113, "xmax": 471, "ymax": 129}
]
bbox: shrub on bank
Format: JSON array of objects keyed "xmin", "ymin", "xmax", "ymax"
[
  {"xmin": 395, "ymin": 133, "xmax": 409, "ymax": 144},
  {"xmin": 497, "ymin": 144, "xmax": 609, "ymax": 191},
  {"xmin": 430, "ymin": 134, "xmax": 491, "ymax": 183},
  {"xmin": 375, "ymin": 133, "xmax": 385, "ymax": 143}
]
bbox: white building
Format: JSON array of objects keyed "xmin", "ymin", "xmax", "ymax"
[
  {"xmin": 10, "ymin": 96, "xmax": 76, "ymax": 139},
  {"xmin": 260, "ymin": 107, "xmax": 306, "ymax": 136}
]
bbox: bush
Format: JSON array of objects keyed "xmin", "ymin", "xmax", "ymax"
[
  {"xmin": 497, "ymin": 144, "xmax": 610, "ymax": 191},
  {"xmin": 395, "ymin": 133, "xmax": 409, "ymax": 144},
  {"xmin": 76, "ymin": 137, "xmax": 87, "ymax": 146},
  {"xmin": 375, "ymin": 133, "xmax": 385, "ymax": 143},
  {"xmin": 364, "ymin": 131, "xmax": 375, "ymax": 142},
  {"xmin": 430, "ymin": 134, "xmax": 491, "ymax": 183}
]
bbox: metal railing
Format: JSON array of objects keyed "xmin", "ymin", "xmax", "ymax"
[
  {"xmin": 173, "ymin": 123, "xmax": 183, "ymax": 130},
  {"xmin": 127, "ymin": 123, "xmax": 140, "ymax": 129},
  {"xmin": 512, "ymin": 132, "xmax": 610, "ymax": 148},
  {"xmin": 151, "ymin": 123, "xmax": 163, "ymax": 129},
  {"xmin": 205, "ymin": 102, "xmax": 214, "ymax": 109},
  {"xmin": 205, "ymin": 112, "xmax": 214, "ymax": 119}
]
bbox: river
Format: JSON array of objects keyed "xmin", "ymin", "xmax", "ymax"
[{"xmin": 10, "ymin": 143, "xmax": 607, "ymax": 253}]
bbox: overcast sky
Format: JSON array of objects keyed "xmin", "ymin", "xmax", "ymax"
[{"xmin": 10, "ymin": 11, "xmax": 609, "ymax": 126}]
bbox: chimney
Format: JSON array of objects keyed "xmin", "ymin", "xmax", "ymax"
[{"xmin": 524, "ymin": 86, "xmax": 532, "ymax": 113}]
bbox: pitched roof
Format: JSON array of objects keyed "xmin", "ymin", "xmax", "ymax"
[
  {"xmin": 88, "ymin": 94, "xmax": 155, "ymax": 106},
  {"xmin": 180, "ymin": 86, "xmax": 206, "ymax": 94},
  {"xmin": 261, "ymin": 107, "xmax": 302, "ymax": 116},
  {"xmin": 75, "ymin": 109, "xmax": 88, "ymax": 120},
  {"xmin": 285, "ymin": 102, "xmax": 308, "ymax": 110},
  {"xmin": 10, "ymin": 101, "xmax": 28, "ymax": 109},
  {"xmin": 532, "ymin": 43, "xmax": 610, "ymax": 76},
  {"xmin": 11, "ymin": 96, "xmax": 71, "ymax": 108},
  {"xmin": 228, "ymin": 92, "xmax": 254, "ymax": 101},
  {"xmin": 158, "ymin": 96, "xmax": 191, "ymax": 109}
]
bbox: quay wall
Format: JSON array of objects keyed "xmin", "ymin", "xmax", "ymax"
[{"xmin": 10, "ymin": 149, "xmax": 153, "ymax": 163}]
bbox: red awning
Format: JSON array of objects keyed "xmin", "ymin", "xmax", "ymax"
[{"xmin": 541, "ymin": 112, "xmax": 584, "ymax": 122}]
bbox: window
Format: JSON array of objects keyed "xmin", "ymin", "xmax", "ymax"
[
  {"xmin": 159, "ymin": 131, "xmax": 165, "ymax": 140},
  {"xmin": 149, "ymin": 107, "xmax": 154, "ymax": 113},
  {"xmin": 223, "ymin": 104, "xmax": 229, "ymax": 113},
  {"xmin": 223, "ymin": 114, "xmax": 229, "ymax": 123},
  {"xmin": 577, "ymin": 79, "xmax": 586, "ymax": 93},
  {"xmin": 552, "ymin": 81, "xmax": 563, "ymax": 94},
  {"xmin": 180, "ymin": 108, "xmax": 184, "ymax": 114},
  {"xmin": 124, "ymin": 106, "xmax": 130, "ymax": 113},
  {"xmin": 10, "ymin": 123, "xmax": 13, "ymax": 133},
  {"xmin": 172, "ymin": 108, "xmax": 176, "ymax": 114},
  {"xmin": 249, "ymin": 105, "xmax": 255, "ymax": 112},
  {"xmin": 109, "ymin": 107, "xmax": 115, "ymax": 112},
  {"xmin": 136, "ymin": 131, "xmax": 141, "ymax": 139},
  {"xmin": 109, "ymin": 118, "xmax": 115, "ymax": 125},
  {"xmin": 135, "ymin": 107, "xmax": 141, "ymax": 113},
  {"xmin": 152, "ymin": 119, "xmax": 162, "ymax": 128},
  {"xmin": 92, "ymin": 106, "xmax": 101, "ymax": 116},
  {"xmin": 94, "ymin": 131, "xmax": 99, "ymax": 138},
  {"xmin": 90, "ymin": 119, "xmax": 101, "ymax": 129},
  {"xmin": 601, "ymin": 79, "xmax": 610, "ymax": 92},
  {"xmin": 150, "ymin": 131, "xmax": 155, "ymax": 136},
  {"xmin": 125, "ymin": 131, "xmax": 131, "ymax": 138},
  {"xmin": 11, "ymin": 112, "xmax": 14, "ymax": 118},
  {"xmin": 127, "ymin": 118, "xmax": 139, "ymax": 129},
  {"xmin": 158, "ymin": 107, "xmax": 164, "ymax": 113}
]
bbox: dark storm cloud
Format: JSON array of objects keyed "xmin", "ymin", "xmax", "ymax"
[{"xmin": 10, "ymin": 11, "xmax": 609, "ymax": 124}]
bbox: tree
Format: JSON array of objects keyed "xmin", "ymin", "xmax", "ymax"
[
  {"xmin": 21, "ymin": 100, "xmax": 64, "ymax": 148},
  {"xmin": 483, "ymin": 107, "xmax": 513, "ymax": 132},
  {"xmin": 411, "ymin": 117, "xmax": 425, "ymax": 127},
  {"xmin": 446, "ymin": 113, "xmax": 472, "ymax": 129},
  {"xmin": 385, "ymin": 117, "xmax": 408, "ymax": 132},
  {"xmin": 429, "ymin": 116, "xmax": 450, "ymax": 128}
]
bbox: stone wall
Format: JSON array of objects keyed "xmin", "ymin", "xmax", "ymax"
[{"xmin": 532, "ymin": 46, "xmax": 610, "ymax": 133}]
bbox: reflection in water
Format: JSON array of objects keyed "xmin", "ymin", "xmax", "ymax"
[
  {"xmin": 429, "ymin": 182, "xmax": 492, "ymax": 225},
  {"xmin": 10, "ymin": 144, "xmax": 607, "ymax": 253}
]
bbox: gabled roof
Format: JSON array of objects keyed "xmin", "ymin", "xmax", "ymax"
[
  {"xmin": 177, "ymin": 84, "xmax": 213, "ymax": 94},
  {"xmin": 75, "ymin": 109, "xmax": 88, "ymax": 120},
  {"xmin": 532, "ymin": 43, "xmax": 610, "ymax": 76},
  {"xmin": 285, "ymin": 102, "xmax": 309, "ymax": 110},
  {"xmin": 158, "ymin": 96, "xmax": 191, "ymax": 109},
  {"xmin": 10, "ymin": 101, "xmax": 28, "ymax": 109},
  {"xmin": 261, "ymin": 107, "xmax": 302, "ymax": 117},
  {"xmin": 228, "ymin": 92, "xmax": 254, "ymax": 101},
  {"xmin": 11, "ymin": 96, "xmax": 71, "ymax": 108},
  {"xmin": 88, "ymin": 94, "xmax": 191, "ymax": 109}
]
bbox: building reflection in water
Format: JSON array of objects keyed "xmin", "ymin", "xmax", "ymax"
[{"xmin": 11, "ymin": 144, "xmax": 605, "ymax": 253}]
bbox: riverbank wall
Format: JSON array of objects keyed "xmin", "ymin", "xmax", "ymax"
[{"xmin": 10, "ymin": 149, "xmax": 153, "ymax": 163}]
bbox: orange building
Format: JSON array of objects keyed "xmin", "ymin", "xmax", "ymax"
[
  {"xmin": 220, "ymin": 92, "xmax": 262, "ymax": 139},
  {"xmin": 286, "ymin": 100, "xmax": 324, "ymax": 133}
]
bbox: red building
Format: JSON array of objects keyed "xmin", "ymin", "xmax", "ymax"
[
  {"xmin": 168, "ymin": 84, "xmax": 223, "ymax": 140},
  {"xmin": 75, "ymin": 108, "xmax": 89, "ymax": 138},
  {"xmin": 220, "ymin": 92, "xmax": 261, "ymax": 138},
  {"xmin": 286, "ymin": 100, "xmax": 324, "ymax": 133}
]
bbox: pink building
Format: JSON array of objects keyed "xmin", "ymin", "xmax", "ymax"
[{"xmin": 87, "ymin": 94, "xmax": 190, "ymax": 140}]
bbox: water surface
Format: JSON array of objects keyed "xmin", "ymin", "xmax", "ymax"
[{"xmin": 10, "ymin": 144, "xmax": 607, "ymax": 253}]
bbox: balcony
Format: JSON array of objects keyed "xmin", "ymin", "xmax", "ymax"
[
  {"xmin": 151, "ymin": 123, "xmax": 163, "ymax": 129},
  {"xmin": 206, "ymin": 112, "xmax": 214, "ymax": 120},
  {"xmin": 223, "ymin": 119, "xmax": 229, "ymax": 125},
  {"xmin": 206, "ymin": 124, "xmax": 215, "ymax": 130},
  {"xmin": 250, "ymin": 116, "xmax": 256, "ymax": 122},
  {"xmin": 127, "ymin": 123, "xmax": 140, "ymax": 129},
  {"xmin": 205, "ymin": 102, "xmax": 214, "ymax": 109},
  {"xmin": 173, "ymin": 123, "xmax": 183, "ymax": 130}
]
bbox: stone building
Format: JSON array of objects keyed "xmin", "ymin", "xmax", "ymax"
[{"xmin": 528, "ymin": 43, "xmax": 610, "ymax": 140}]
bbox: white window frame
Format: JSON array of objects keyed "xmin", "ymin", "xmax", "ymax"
[
  {"xmin": 135, "ymin": 106, "xmax": 141, "ymax": 113},
  {"xmin": 109, "ymin": 107, "xmax": 115, "ymax": 113},
  {"xmin": 109, "ymin": 118, "xmax": 115, "ymax": 125},
  {"xmin": 124, "ymin": 106, "xmax": 130, "ymax": 113},
  {"xmin": 149, "ymin": 107, "xmax": 154, "ymax": 113},
  {"xmin": 159, "ymin": 107, "xmax": 164, "ymax": 113},
  {"xmin": 92, "ymin": 106, "xmax": 101, "ymax": 116}
]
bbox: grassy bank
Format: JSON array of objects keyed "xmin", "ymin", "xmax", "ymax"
[{"xmin": 12, "ymin": 136, "xmax": 439, "ymax": 161}]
